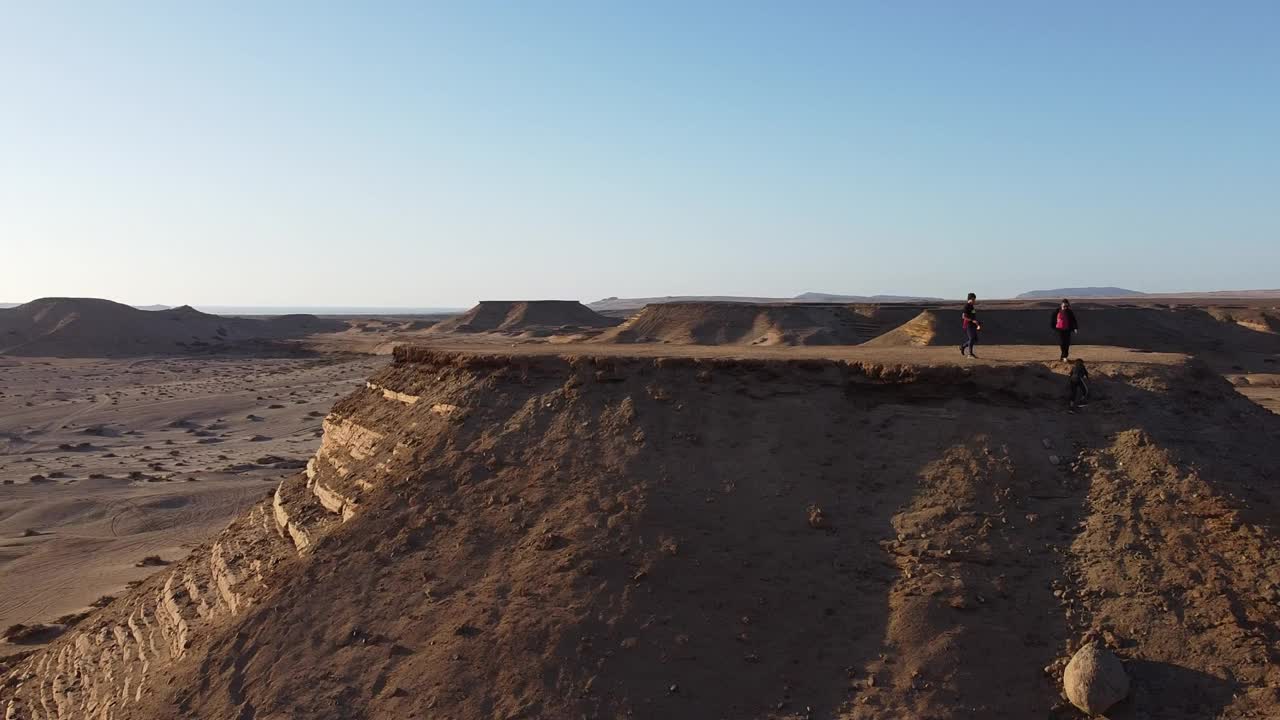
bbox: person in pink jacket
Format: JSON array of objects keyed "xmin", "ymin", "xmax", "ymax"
[{"xmin": 1051, "ymin": 299, "xmax": 1079, "ymax": 362}]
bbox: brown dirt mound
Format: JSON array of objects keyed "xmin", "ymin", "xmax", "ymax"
[
  {"xmin": 430, "ymin": 300, "xmax": 619, "ymax": 336},
  {"xmin": 595, "ymin": 302, "xmax": 923, "ymax": 345},
  {"xmin": 0, "ymin": 298, "xmax": 344, "ymax": 357},
  {"xmin": 6, "ymin": 348, "xmax": 1279, "ymax": 719},
  {"xmin": 1205, "ymin": 306, "xmax": 1280, "ymax": 334},
  {"xmin": 866, "ymin": 306, "xmax": 1280, "ymax": 355}
]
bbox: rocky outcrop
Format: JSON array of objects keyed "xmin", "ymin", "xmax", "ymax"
[
  {"xmin": 1064, "ymin": 643, "xmax": 1129, "ymax": 715},
  {"xmin": 366, "ymin": 381, "xmax": 419, "ymax": 405}
]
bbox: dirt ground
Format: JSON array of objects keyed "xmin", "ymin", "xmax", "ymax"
[
  {"xmin": 4, "ymin": 345, "xmax": 1278, "ymax": 720},
  {"xmin": 0, "ymin": 354, "xmax": 385, "ymax": 651}
]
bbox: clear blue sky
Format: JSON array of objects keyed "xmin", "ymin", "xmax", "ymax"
[{"xmin": 2, "ymin": 1, "xmax": 1277, "ymax": 307}]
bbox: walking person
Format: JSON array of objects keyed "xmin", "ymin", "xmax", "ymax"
[
  {"xmin": 1051, "ymin": 299, "xmax": 1079, "ymax": 362},
  {"xmin": 960, "ymin": 293, "xmax": 981, "ymax": 358}
]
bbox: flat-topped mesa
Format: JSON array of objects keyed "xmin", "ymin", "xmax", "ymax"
[
  {"xmin": 592, "ymin": 302, "xmax": 922, "ymax": 346},
  {"xmin": 6, "ymin": 347, "xmax": 1280, "ymax": 720},
  {"xmin": 428, "ymin": 300, "xmax": 619, "ymax": 336}
]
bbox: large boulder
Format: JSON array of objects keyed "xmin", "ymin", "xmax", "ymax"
[{"xmin": 1064, "ymin": 642, "xmax": 1130, "ymax": 715}]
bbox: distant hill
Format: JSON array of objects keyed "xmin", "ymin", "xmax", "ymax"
[
  {"xmin": 1017, "ymin": 287, "xmax": 1280, "ymax": 300},
  {"xmin": 1016, "ymin": 287, "xmax": 1144, "ymax": 300},
  {"xmin": 589, "ymin": 296, "xmax": 786, "ymax": 314},
  {"xmin": 1144, "ymin": 289, "xmax": 1280, "ymax": 300},
  {"xmin": 590, "ymin": 293, "xmax": 940, "ymax": 314},
  {"xmin": 792, "ymin": 292, "xmax": 943, "ymax": 303},
  {"xmin": 430, "ymin": 300, "xmax": 619, "ymax": 335},
  {"xmin": 592, "ymin": 302, "xmax": 922, "ymax": 346},
  {"xmin": 0, "ymin": 297, "xmax": 344, "ymax": 356},
  {"xmin": 1, "ymin": 302, "xmax": 170, "ymax": 311}
]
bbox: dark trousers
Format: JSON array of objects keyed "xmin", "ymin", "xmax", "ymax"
[
  {"xmin": 1058, "ymin": 329, "xmax": 1073, "ymax": 359},
  {"xmin": 962, "ymin": 326, "xmax": 979, "ymax": 355}
]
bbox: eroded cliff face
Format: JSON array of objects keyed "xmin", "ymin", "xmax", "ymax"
[
  {"xmin": 1, "ymin": 499, "xmax": 284, "ymax": 720},
  {"xmin": 4, "ymin": 350, "xmax": 1279, "ymax": 720},
  {"xmin": 1, "ymin": 375, "xmax": 405, "ymax": 719}
]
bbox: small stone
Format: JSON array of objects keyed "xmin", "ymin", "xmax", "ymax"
[
  {"xmin": 1042, "ymin": 438, "xmax": 1054, "ymax": 449},
  {"xmin": 1063, "ymin": 643, "xmax": 1129, "ymax": 715},
  {"xmin": 807, "ymin": 504, "xmax": 828, "ymax": 529},
  {"xmin": 1049, "ymin": 455, "xmax": 1061, "ymax": 466}
]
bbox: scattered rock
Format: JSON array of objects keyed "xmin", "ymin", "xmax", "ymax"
[
  {"xmin": 1063, "ymin": 643, "xmax": 1129, "ymax": 715},
  {"xmin": 1048, "ymin": 455, "xmax": 1061, "ymax": 466},
  {"xmin": 807, "ymin": 504, "xmax": 828, "ymax": 529}
]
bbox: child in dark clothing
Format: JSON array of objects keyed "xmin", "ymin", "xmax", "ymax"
[
  {"xmin": 960, "ymin": 293, "xmax": 981, "ymax": 358},
  {"xmin": 1068, "ymin": 359, "xmax": 1090, "ymax": 411}
]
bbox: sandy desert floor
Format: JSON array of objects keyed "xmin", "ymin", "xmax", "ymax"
[{"xmin": 0, "ymin": 354, "xmax": 385, "ymax": 650}]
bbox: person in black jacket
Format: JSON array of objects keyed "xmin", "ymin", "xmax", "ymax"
[
  {"xmin": 960, "ymin": 293, "xmax": 980, "ymax": 358},
  {"xmin": 1051, "ymin": 299, "xmax": 1079, "ymax": 362}
]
